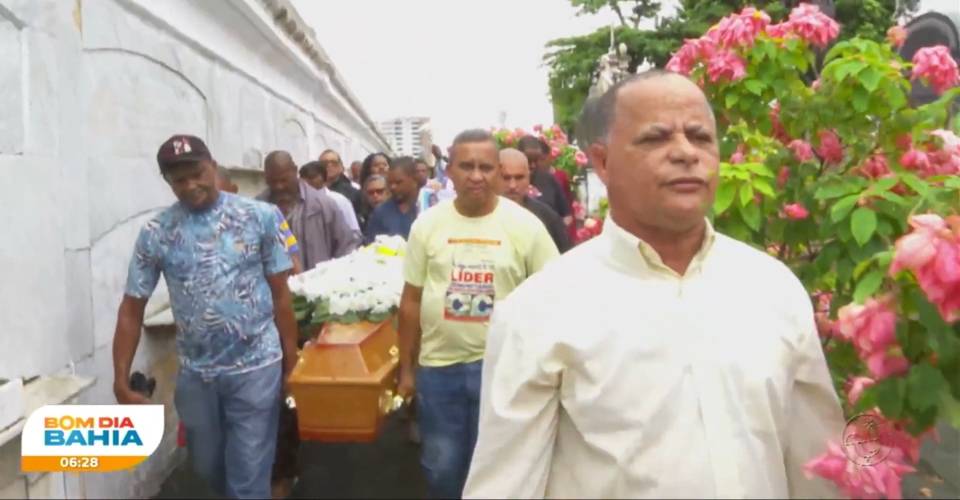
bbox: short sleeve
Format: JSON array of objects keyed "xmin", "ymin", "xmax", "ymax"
[
  {"xmin": 403, "ymin": 219, "xmax": 429, "ymax": 288},
  {"xmin": 261, "ymin": 206, "xmax": 294, "ymax": 276},
  {"xmin": 124, "ymin": 224, "xmax": 162, "ymax": 299}
]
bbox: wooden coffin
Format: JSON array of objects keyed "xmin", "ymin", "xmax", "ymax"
[{"xmin": 288, "ymin": 318, "xmax": 401, "ymax": 443}]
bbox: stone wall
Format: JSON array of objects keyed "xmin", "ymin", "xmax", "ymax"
[{"xmin": 0, "ymin": 0, "xmax": 387, "ymax": 497}]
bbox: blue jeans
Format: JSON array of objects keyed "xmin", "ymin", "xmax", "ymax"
[
  {"xmin": 174, "ymin": 361, "xmax": 282, "ymax": 499},
  {"xmin": 416, "ymin": 360, "xmax": 482, "ymax": 499}
]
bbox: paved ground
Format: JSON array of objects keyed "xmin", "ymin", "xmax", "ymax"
[
  {"xmin": 155, "ymin": 416, "xmax": 957, "ymax": 499},
  {"xmin": 154, "ymin": 413, "xmax": 426, "ymax": 499}
]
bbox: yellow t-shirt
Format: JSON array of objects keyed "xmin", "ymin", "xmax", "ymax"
[{"xmin": 403, "ymin": 197, "xmax": 560, "ymax": 367}]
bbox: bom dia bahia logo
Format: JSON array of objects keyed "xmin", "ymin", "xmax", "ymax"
[{"xmin": 21, "ymin": 405, "xmax": 164, "ymax": 473}]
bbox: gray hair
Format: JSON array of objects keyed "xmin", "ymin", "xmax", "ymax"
[
  {"xmin": 584, "ymin": 69, "xmax": 711, "ymax": 146},
  {"xmin": 364, "ymin": 174, "xmax": 386, "ymax": 188}
]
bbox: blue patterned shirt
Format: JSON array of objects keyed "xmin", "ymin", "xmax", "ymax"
[{"xmin": 125, "ymin": 193, "xmax": 295, "ymax": 375}]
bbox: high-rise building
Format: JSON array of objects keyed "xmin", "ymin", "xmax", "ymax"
[{"xmin": 379, "ymin": 116, "xmax": 431, "ymax": 158}]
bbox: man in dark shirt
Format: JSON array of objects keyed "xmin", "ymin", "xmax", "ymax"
[
  {"xmin": 517, "ymin": 135, "xmax": 571, "ymax": 223},
  {"xmin": 499, "ymin": 148, "xmax": 571, "ymax": 253},
  {"xmin": 320, "ymin": 149, "xmax": 363, "ymax": 215},
  {"xmin": 364, "ymin": 156, "xmax": 420, "ymax": 243}
]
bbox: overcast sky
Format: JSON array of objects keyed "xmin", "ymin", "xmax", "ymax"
[{"xmin": 292, "ymin": 0, "xmax": 624, "ymax": 148}]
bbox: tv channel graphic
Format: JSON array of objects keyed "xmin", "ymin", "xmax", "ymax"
[{"xmin": 21, "ymin": 405, "xmax": 164, "ymax": 473}]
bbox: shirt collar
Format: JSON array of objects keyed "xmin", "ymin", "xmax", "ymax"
[{"xmin": 602, "ymin": 214, "xmax": 716, "ymax": 278}]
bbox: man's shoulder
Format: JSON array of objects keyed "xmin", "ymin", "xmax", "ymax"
[
  {"xmin": 523, "ymin": 197, "xmax": 561, "ymax": 223},
  {"xmin": 303, "ymin": 185, "xmax": 339, "ymax": 211},
  {"xmin": 496, "ymin": 197, "xmax": 545, "ymax": 226},
  {"xmin": 223, "ymin": 193, "xmax": 280, "ymax": 222}
]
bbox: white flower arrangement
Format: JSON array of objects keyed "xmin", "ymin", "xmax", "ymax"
[{"xmin": 289, "ymin": 235, "xmax": 407, "ymax": 325}]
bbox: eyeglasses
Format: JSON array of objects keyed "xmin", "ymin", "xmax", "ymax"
[
  {"xmin": 366, "ymin": 188, "xmax": 386, "ymax": 196},
  {"xmin": 318, "ymin": 160, "xmax": 341, "ymax": 166}
]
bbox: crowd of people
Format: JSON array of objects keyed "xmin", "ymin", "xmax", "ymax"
[{"xmin": 111, "ymin": 68, "xmax": 845, "ymax": 500}]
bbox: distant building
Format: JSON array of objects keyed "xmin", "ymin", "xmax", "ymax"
[{"xmin": 380, "ymin": 116, "xmax": 431, "ymax": 157}]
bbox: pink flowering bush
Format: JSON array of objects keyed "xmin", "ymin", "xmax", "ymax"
[
  {"xmin": 491, "ymin": 124, "xmax": 587, "ymax": 181},
  {"xmin": 668, "ymin": 3, "xmax": 960, "ymax": 498}
]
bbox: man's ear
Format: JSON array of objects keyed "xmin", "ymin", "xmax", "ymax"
[{"xmin": 588, "ymin": 142, "xmax": 610, "ymax": 186}]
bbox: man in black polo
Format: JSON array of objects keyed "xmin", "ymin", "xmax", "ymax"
[
  {"xmin": 499, "ymin": 148, "xmax": 571, "ymax": 253},
  {"xmin": 517, "ymin": 135, "xmax": 571, "ymax": 225}
]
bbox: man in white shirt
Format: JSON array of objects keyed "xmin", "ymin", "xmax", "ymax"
[
  {"xmin": 463, "ymin": 70, "xmax": 845, "ymax": 499},
  {"xmin": 300, "ymin": 160, "xmax": 362, "ymax": 239}
]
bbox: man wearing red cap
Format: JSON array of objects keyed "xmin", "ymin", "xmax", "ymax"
[{"xmin": 112, "ymin": 135, "xmax": 300, "ymax": 499}]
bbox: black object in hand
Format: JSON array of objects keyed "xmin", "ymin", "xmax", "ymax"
[{"xmin": 129, "ymin": 371, "xmax": 156, "ymax": 399}]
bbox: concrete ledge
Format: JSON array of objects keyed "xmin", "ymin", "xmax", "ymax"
[{"xmin": 0, "ymin": 375, "xmax": 95, "ymax": 449}]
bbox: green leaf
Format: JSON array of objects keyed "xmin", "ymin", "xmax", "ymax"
[
  {"xmin": 900, "ymin": 173, "xmax": 930, "ymax": 197},
  {"xmin": 869, "ymin": 176, "xmax": 900, "ymax": 193},
  {"xmin": 876, "ymin": 377, "xmax": 906, "ymax": 419},
  {"xmin": 725, "ymin": 93, "xmax": 740, "ymax": 108},
  {"xmin": 830, "ymin": 194, "xmax": 860, "ymax": 222},
  {"xmin": 752, "ymin": 177, "xmax": 775, "ymax": 198},
  {"xmin": 738, "ymin": 183, "xmax": 755, "ymax": 207},
  {"xmin": 713, "ymin": 181, "xmax": 737, "ymax": 214},
  {"xmin": 836, "ymin": 60, "xmax": 868, "ymax": 81},
  {"xmin": 744, "ymin": 79, "xmax": 765, "ymax": 96},
  {"xmin": 739, "ymin": 200, "xmax": 762, "ymax": 232},
  {"xmin": 851, "ymin": 207, "xmax": 877, "ymax": 246},
  {"xmin": 852, "ymin": 87, "xmax": 869, "ymax": 113},
  {"xmin": 853, "ymin": 270, "xmax": 883, "ymax": 303},
  {"xmin": 859, "ymin": 67, "xmax": 883, "ymax": 92},
  {"xmin": 907, "ymin": 364, "xmax": 948, "ymax": 412},
  {"xmin": 942, "ymin": 393, "xmax": 960, "ymax": 428},
  {"xmin": 815, "ymin": 178, "xmax": 865, "ymax": 200}
]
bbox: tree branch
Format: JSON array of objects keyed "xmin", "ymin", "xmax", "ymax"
[{"xmin": 609, "ymin": 1, "xmax": 628, "ymax": 26}]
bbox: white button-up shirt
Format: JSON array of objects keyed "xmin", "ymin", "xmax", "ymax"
[{"xmin": 463, "ymin": 216, "xmax": 845, "ymax": 499}]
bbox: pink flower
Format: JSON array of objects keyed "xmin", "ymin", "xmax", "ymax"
[
  {"xmin": 765, "ymin": 22, "xmax": 790, "ymax": 38},
  {"xmin": 770, "ymin": 103, "xmax": 791, "ymax": 143},
  {"xmin": 866, "ymin": 350, "xmax": 910, "ymax": 379},
  {"xmin": 814, "ymin": 290, "xmax": 834, "ymax": 337},
  {"xmin": 859, "ymin": 154, "xmax": 891, "ymax": 179},
  {"xmin": 846, "ymin": 376, "xmax": 875, "ymax": 405},
  {"xmin": 786, "ymin": 3, "xmax": 840, "ymax": 48},
  {"xmin": 667, "ymin": 37, "xmax": 718, "ymax": 75},
  {"xmin": 816, "ymin": 129, "xmax": 844, "ymax": 165},
  {"xmin": 788, "ymin": 139, "xmax": 814, "ymax": 162},
  {"xmin": 891, "ymin": 231, "xmax": 939, "ymax": 274},
  {"xmin": 931, "ymin": 129, "xmax": 960, "ymax": 152},
  {"xmin": 811, "ymin": 78, "xmax": 821, "ymax": 90},
  {"xmin": 834, "ymin": 298, "xmax": 908, "ymax": 380},
  {"xmin": 887, "ymin": 25, "xmax": 907, "ymax": 48},
  {"xmin": 781, "ymin": 203, "xmax": 809, "ymax": 220},
  {"xmin": 706, "ymin": 50, "xmax": 747, "ymax": 82},
  {"xmin": 777, "ymin": 166, "xmax": 791, "ymax": 188},
  {"xmin": 912, "ymin": 45, "xmax": 960, "ymax": 95},
  {"xmin": 708, "ymin": 7, "xmax": 770, "ymax": 48},
  {"xmin": 895, "ymin": 134, "xmax": 913, "ymax": 151},
  {"xmin": 574, "ymin": 151, "xmax": 588, "ymax": 167},
  {"xmin": 730, "ymin": 144, "xmax": 747, "ymax": 164},
  {"xmin": 900, "ymin": 147, "xmax": 932, "ymax": 174},
  {"xmin": 533, "ymin": 124, "xmax": 543, "ymax": 132},
  {"xmin": 571, "ymin": 201, "xmax": 586, "ymax": 220},
  {"xmin": 804, "ymin": 440, "xmax": 915, "ymax": 499},
  {"xmin": 836, "ymin": 299, "xmax": 896, "ymax": 352},
  {"xmin": 551, "ymin": 124, "xmax": 564, "ymax": 135},
  {"xmin": 550, "ymin": 146, "xmax": 561, "ymax": 158}
]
